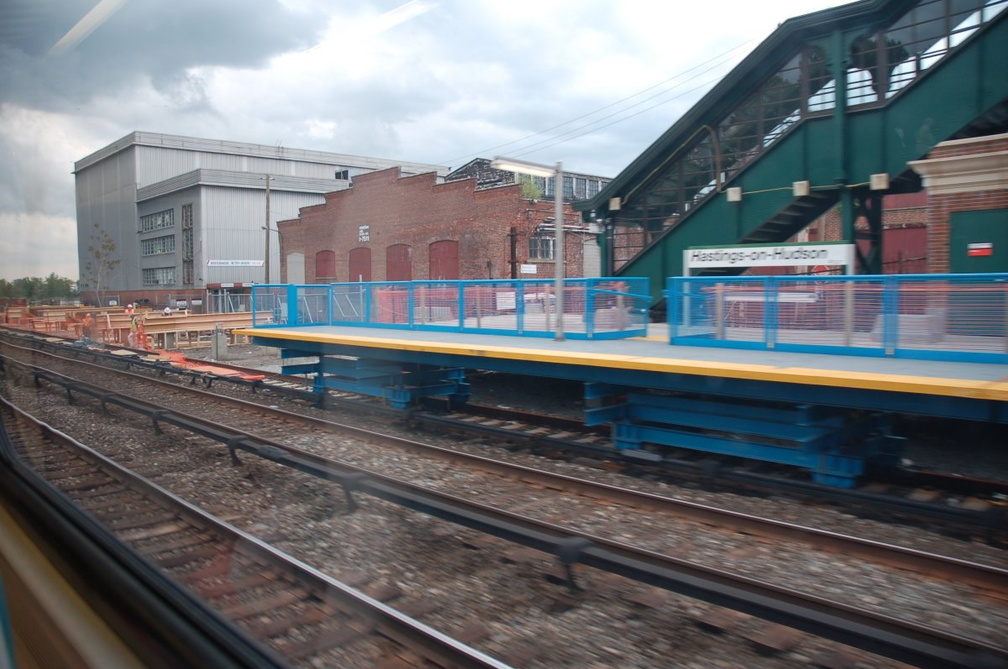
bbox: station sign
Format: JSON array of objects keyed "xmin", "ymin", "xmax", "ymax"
[{"xmin": 684, "ymin": 243, "xmax": 855, "ymax": 275}]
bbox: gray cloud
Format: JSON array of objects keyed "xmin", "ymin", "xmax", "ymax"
[
  {"xmin": 0, "ymin": 0, "xmax": 327, "ymax": 112},
  {"xmin": 0, "ymin": 0, "xmax": 849, "ymax": 281}
]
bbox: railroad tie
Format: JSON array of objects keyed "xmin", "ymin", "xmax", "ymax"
[
  {"xmin": 626, "ymin": 587, "xmax": 670, "ymax": 610},
  {"xmin": 809, "ymin": 649, "xmax": 862, "ymax": 669},
  {"xmin": 694, "ymin": 607, "xmax": 751, "ymax": 634},
  {"xmin": 450, "ymin": 622, "xmax": 491, "ymax": 644},
  {"xmin": 742, "ymin": 623, "xmax": 804, "ymax": 656}
]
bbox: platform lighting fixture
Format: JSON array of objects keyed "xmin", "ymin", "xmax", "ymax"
[
  {"xmin": 870, "ymin": 173, "xmax": 890, "ymax": 190},
  {"xmin": 491, "ymin": 156, "xmax": 565, "ymax": 341}
]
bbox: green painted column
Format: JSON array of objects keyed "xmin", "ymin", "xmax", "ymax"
[{"xmin": 832, "ymin": 29, "xmax": 856, "ymax": 256}]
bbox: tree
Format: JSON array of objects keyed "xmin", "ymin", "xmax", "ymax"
[
  {"xmin": 81, "ymin": 223, "xmax": 121, "ymax": 306},
  {"xmin": 0, "ymin": 275, "xmax": 77, "ymax": 302},
  {"xmin": 43, "ymin": 273, "xmax": 76, "ymax": 301},
  {"xmin": 14, "ymin": 277, "xmax": 41, "ymax": 301},
  {"xmin": 519, "ymin": 175, "xmax": 543, "ymax": 200},
  {"xmin": 850, "ymin": 36, "xmax": 910, "ymax": 101}
]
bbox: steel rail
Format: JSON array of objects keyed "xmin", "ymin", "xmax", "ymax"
[
  {"xmin": 8, "ymin": 360, "xmax": 1007, "ymax": 668},
  {"xmin": 4, "ymin": 345, "xmax": 1005, "ymax": 591},
  {"xmin": 4, "ymin": 329, "xmax": 1007, "ymax": 530},
  {"xmin": 0, "ymin": 397, "xmax": 512, "ymax": 669}
]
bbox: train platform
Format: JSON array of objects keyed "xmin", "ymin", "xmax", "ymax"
[
  {"xmin": 237, "ymin": 324, "xmax": 1007, "ymax": 486},
  {"xmin": 239, "ymin": 324, "xmax": 1008, "ymax": 402}
]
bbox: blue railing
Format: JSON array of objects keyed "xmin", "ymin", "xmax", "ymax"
[
  {"xmin": 667, "ymin": 274, "xmax": 1008, "ymax": 363},
  {"xmin": 252, "ymin": 278, "xmax": 650, "ymax": 340}
]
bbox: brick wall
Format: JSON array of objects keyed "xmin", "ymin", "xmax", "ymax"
[
  {"xmin": 278, "ymin": 167, "xmax": 584, "ymax": 283},
  {"xmin": 929, "ymin": 135, "xmax": 1008, "ymax": 159},
  {"xmin": 915, "ymin": 134, "xmax": 1008, "ymax": 273},
  {"xmin": 927, "ymin": 189, "xmax": 1008, "ymax": 273},
  {"xmin": 800, "ymin": 195, "xmax": 928, "ymax": 273}
]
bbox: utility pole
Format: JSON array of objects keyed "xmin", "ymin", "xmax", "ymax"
[
  {"xmin": 554, "ymin": 161, "xmax": 564, "ymax": 341},
  {"xmin": 264, "ymin": 175, "xmax": 271, "ymax": 284},
  {"xmin": 509, "ymin": 226, "xmax": 518, "ymax": 279},
  {"xmin": 489, "ymin": 156, "xmax": 565, "ymax": 341}
]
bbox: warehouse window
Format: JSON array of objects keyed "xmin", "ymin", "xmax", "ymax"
[
  {"xmin": 141, "ymin": 235, "xmax": 175, "ymax": 256},
  {"xmin": 142, "ymin": 267, "xmax": 175, "ymax": 286},
  {"xmin": 140, "ymin": 208, "xmax": 175, "ymax": 232},
  {"xmin": 574, "ymin": 177, "xmax": 587, "ymax": 199},
  {"xmin": 529, "ymin": 233, "xmax": 554, "ymax": 260},
  {"xmin": 182, "ymin": 203, "xmax": 194, "ymax": 284}
]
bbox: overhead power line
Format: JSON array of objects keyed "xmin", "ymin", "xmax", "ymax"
[{"xmin": 439, "ymin": 36, "xmax": 759, "ymax": 168}]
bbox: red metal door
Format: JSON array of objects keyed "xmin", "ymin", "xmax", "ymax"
[
  {"xmin": 315, "ymin": 250, "xmax": 336, "ymax": 281},
  {"xmin": 429, "ymin": 240, "xmax": 459, "ymax": 280},
  {"xmin": 348, "ymin": 247, "xmax": 371, "ymax": 282},
  {"xmin": 386, "ymin": 244, "xmax": 412, "ymax": 281}
]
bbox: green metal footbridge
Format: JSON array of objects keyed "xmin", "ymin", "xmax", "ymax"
[{"xmin": 576, "ymin": 0, "xmax": 1008, "ymax": 312}]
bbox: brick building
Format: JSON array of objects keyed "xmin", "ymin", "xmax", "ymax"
[
  {"xmin": 445, "ymin": 158, "xmax": 610, "ymax": 201},
  {"xmin": 800, "ymin": 133, "xmax": 1008, "ymax": 276},
  {"xmin": 278, "ymin": 167, "xmax": 599, "ymax": 284},
  {"xmin": 73, "ymin": 132, "xmax": 447, "ymax": 310},
  {"xmin": 911, "ymin": 132, "xmax": 1008, "ymax": 274},
  {"xmin": 803, "ymin": 192, "xmax": 929, "ymax": 275}
]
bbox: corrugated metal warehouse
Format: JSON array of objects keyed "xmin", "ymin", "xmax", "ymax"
[{"xmin": 73, "ymin": 131, "xmax": 448, "ymax": 310}]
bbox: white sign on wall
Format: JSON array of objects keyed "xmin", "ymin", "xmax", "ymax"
[
  {"xmin": 206, "ymin": 259, "xmax": 264, "ymax": 267},
  {"xmin": 683, "ymin": 243, "xmax": 855, "ymax": 275},
  {"xmin": 520, "ymin": 264, "xmax": 537, "ymax": 274}
]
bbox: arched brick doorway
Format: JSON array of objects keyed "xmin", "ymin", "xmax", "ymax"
[{"xmin": 429, "ymin": 240, "xmax": 458, "ymax": 280}]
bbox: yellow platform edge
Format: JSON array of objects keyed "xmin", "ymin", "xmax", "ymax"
[{"xmin": 233, "ymin": 328, "xmax": 1008, "ymax": 402}]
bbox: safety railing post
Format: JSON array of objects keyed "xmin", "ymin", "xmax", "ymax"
[
  {"xmin": 843, "ymin": 280, "xmax": 854, "ymax": 347},
  {"xmin": 715, "ymin": 282, "xmax": 725, "ymax": 340},
  {"xmin": 285, "ymin": 285, "xmax": 297, "ymax": 325},
  {"xmin": 883, "ymin": 276, "xmax": 899, "ymax": 356},
  {"xmin": 1003, "ymin": 281, "xmax": 1008, "ymax": 354},
  {"xmin": 363, "ymin": 284, "xmax": 371, "ymax": 324},
  {"xmin": 766, "ymin": 276, "xmax": 778, "ymax": 350}
]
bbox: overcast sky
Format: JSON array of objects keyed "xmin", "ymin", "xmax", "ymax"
[{"xmin": 0, "ymin": 0, "xmax": 849, "ymax": 281}]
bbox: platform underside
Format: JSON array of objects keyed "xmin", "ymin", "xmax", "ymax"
[{"xmin": 236, "ymin": 325, "xmax": 1008, "ymax": 487}]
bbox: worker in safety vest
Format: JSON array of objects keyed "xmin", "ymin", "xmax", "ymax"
[
  {"xmin": 135, "ymin": 317, "xmax": 151, "ymax": 351},
  {"xmin": 81, "ymin": 313, "xmax": 94, "ymax": 340},
  {"xmin": 127, "ymin": 314, "xmax": 139, "ymax": 347}
]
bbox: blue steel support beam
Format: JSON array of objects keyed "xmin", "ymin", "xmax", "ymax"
[
  {"xmin": 248, "ymin": 336, "xmax": 1007, "ymax": 423},
  {"xmin": 588, "ymin": 385, "xmax": 894, "ymax": 487}
]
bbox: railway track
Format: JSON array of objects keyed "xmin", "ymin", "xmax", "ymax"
[
  {"xmin": 0, "ymin": 397, "xmax": 507, "ymax": 668},
  {"xmin": 4, "ymin": 328, "xmax": 1006, "ymax": 537},
  {"xmin": 2, "ymin": 329, "xmax": 1005, "ymax": 546},
  {"xmin": 2, "ymin": 338, "xmax": 1007, "ymax": 667}
]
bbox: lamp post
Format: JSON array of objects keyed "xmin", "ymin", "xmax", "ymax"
[
  {"xmin": 263, "ymin": 174, "xmax": 271, "ymax": 284},
  {"xmin": 491, "ymin": 156, "xmax": 565, "ymax": 341}
]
